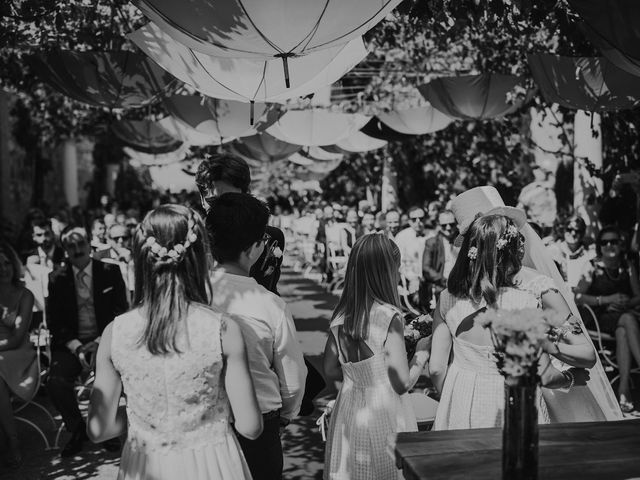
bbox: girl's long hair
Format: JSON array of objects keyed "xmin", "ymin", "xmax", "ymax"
[
  {"xmin": 132, "ymin": 205, "xmax": 212, "ymax": 355},
  {"xmin": 331, "ymin": 233, "xmax": 401, "ymax": 341},
  {"xmin": 448, "ymin": 214, "xmax": 523, "ymax": 306},
  {"xmin": 0, "ymin": 241, "xmax": 24, "ymax": 288}
]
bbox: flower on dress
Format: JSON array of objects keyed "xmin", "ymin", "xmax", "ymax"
[
  {"xmin": 468, "ymin": 246, "xmax": 478, "ymax": 260},
  {"xmin": 272, "ymin": 247, "xmax": 283, "ymax": 259}
]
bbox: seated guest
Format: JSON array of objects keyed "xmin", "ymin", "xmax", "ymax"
[
  {"xmin": 384, "ymin": 210, "xmax": 401, "ymax": 240},
  {"xmin": 395, "ymin": 206, "xmax": 427, "ymax": 295},
  {"xmin": 421, "ymin": 210, "xmax": 460, "ymax": 310},
  {"xmin": 89, "ymin": 218, "xmax": 110, "ymax": 255},
  {"xmin": 24, "ymin": 218, "xmax": 65, "ymax": 269},
  {"xmin": 359, "ymin": 211, "xmax": 377, "ymax": 236},
  {"xmin": 0, "ymin": 242, "xmax": 37, "ymax": 468},
  {"xmin": 574, "ymin": 226, "xmax": 640, "ymax": 413},
  {"xmin": 46, "ymin": 226, "xmax": 128, "ymax": 457},
  {"xmin": 548, "ymin": 215, "xmax": 595, "ymax": 290},
  {"xmin": 339, "ymin": 209, "xmax": 359, "ymax": 256},
  {"xmin": 206, "ymin": 193, "xmax": 307, "ymax": 480}
]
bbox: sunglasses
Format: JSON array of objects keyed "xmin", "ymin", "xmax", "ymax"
[
  {"xmin": 440, "ymin": 222, "xmax": 456, "ymax": 229},
  {"xmin": 566, "ymin": 228, "xmax": 583, "ymax": 235},
  {"xmin": 601, "ymin": 238, "xmax": 620, "ymax": 247}
]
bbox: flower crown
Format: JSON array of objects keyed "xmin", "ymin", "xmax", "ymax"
[
  {"xmin": 142, "ymin": 214, "xmax": 199, "ymax": 264},
  {"xmin": 467, "ymin": 224, "xmax": 520, "ymax": 260}
]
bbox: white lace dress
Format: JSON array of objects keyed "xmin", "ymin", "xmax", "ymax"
[
  {"xmin": 324, "ymin": 302, "xmax": 417, "ymax": 480},
  {"xmin": 433, "ymin": 288, "xmax": 551, "ymax": 430},
  {"xmin": 111, "ymin": 306, "xmax": 252, "ymax": 480}
]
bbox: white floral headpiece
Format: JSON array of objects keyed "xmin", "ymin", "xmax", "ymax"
[
  {"xmin": 496, "ymin": 224, "xmax": 519, "ymax": 250},
  {"xmin": 143, "ymin": 215, "xmax": 198, "ymax": 264}
]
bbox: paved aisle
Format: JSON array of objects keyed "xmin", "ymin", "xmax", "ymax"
[{"xmin": 1, "ymin": 266, "xmax": 336, "ymax": 480}]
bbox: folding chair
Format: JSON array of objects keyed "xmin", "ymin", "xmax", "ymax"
[
  {"xmin": 326, "ymin": 243, "xmax": 348, "ymax": 293},
  {"xmin": 14, "ymin": 319, "xmax": 59, "ymax": 450}
]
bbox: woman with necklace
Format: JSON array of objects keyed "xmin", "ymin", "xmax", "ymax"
[{"xmin": 575, "ymin": 226, "xmax": 640, "ymax": 413}]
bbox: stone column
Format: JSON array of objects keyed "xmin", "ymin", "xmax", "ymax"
[
  {"xmin": 573, "ymin": 110, "xmax": 603, "ymax": 238},
  {"xmin": 61, "ymin": 138, "xmax": 79, "ymax": 207}
]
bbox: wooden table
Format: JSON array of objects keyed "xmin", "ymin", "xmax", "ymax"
[{"xmin": 393, "ymin": 419, "xmax": 640, "ymax": 480}]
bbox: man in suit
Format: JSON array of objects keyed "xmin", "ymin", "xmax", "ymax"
[
  {"xmin": 46, "ymin": 226, "xmax": 128, "ymax": 457},
  {"xmin": 421, "ymin": 210, "xmax": 459, "ymax": 310}
]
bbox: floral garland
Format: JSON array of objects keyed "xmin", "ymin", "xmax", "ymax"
[
  {"xmin": 143, "ymin": 214, "xmax": 198, "ymax": 264},
  {"xmin": 467, "ymin": 224, "xmax": 520, "ymax": 260}
]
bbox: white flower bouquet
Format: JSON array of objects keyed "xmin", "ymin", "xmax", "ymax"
[
  {"xmin": 475, "ymin": 308, "xmax": 565, "ymax": 385},
  {"xmin": 404, "ymin": 313, "xmax": 433, "ymax": 360}
]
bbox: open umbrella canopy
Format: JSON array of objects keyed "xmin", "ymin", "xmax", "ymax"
[
  {"xmin": 528, "ymin": 54, "xmax": 640, "ymax": 111},
  {"xmin": 31, "ymin": 50, "xmax": 179, "ymax": 109},
  {"xmin": 163, "ymin": 95, "xmax": 279, "ymax": 142},
  {"xmin": 567, "ymin": 0, "xmax": 640, "ymax": 77},
  {"xmin": 124, "ymin": 145, "xmax": 190, "ymax": 166},
  {"xmin": 333, "ymin": 130, "xmax": 387, "ymax": 152},
  {"xmin": 418, "ymin": 74, "xmax": 529, "ymax": 120},
  {"xmin": 112, "ymin": 119, "xmax": 183, "ymax": 154},
  {"xmin": 359, "ymin": 117, "xmax": 417, "ymax": 142},
  {"xmin": 377, "ymin": 106, "xmax": 453, "ymax": 135},
  {"xmin": 130, "ymin": 23, "xmax": 367, "ymax": 103},
  {"xmin": 134, "ymin": 0, "xmax": 400, "ymax": 60},
  {"xmin": 230, "ymin": 132, "xmax": 302, "ymax": 162},
  {"xmin": 266, "ymin": 109, "xmax": 370, "ymax": 146},
  {"xmin": 157, "ymin": 116, "xmax": 236, "ymax": 146}
]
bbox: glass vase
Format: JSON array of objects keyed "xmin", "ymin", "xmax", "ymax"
[{"xmin": 502, "ymin": 378, "xmax": 539, "ymax": 480}]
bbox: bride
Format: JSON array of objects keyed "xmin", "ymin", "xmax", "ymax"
[{"xmin": 446, "ymin": 186, "xmax": 622, "ymax": 422}]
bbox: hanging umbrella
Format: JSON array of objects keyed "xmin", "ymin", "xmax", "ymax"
[
  {"xmin": 157, "ymin": 116, "xmax": 236, "ymax": 146},
  {"xmin": 528, "ymin": 54, "xmax": 640, "ymax": 111},
  {"xmin": 377, "ymin": 106, "xmax": 453, "ymax": 135},
  {"xmin": 266, "ymin": 109, "xmax": 370, "ymax": 146},
  {"xmin": 567, "ymin": 0, "xmax": 640, "ymax": 77},
  {"xmin": 134, "ymin": 0, "xmax": 400, "ymax": 85},
  {"xmin": 359, "ymin": 117, "xmax": 417, "ymax": 142},
  {"xmin": 130, "ymin": 23, "xmax": 367, "ymax": 104},
  {"xmin": 418, "ymin": 74, "xmax": 530, "ymax": 120},
  {"xmin": 334, "ymin": 130, "xmax": 388, "ymax": 152},
  {"xmin": 112, "ymin": 119, "xmax": 183, "ymax": 154},
  {"xmin": 304, "ymin": 146, "xmax": 344, "ymax": 161},
  {"xmin": 163, "ymin": 95, "xmax": 280, "ymax": 142},
  {"xmin": 31, "ymin": 50, "xmax": 179, "ymax": 109},
  {"xmin": 230, "ymin": 132, "xmax": 302, "ymax": 162},
  {"xmin": 124, "ymin": 145, "xmax": 190, "ymax": 166}
]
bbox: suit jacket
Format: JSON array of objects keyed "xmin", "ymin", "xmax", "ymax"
[
  {"xmin": 422, "ymin": 233, "xmax": 447, "ymax": 290},
  {"xmin": 47, "ymin": 259, "xmax": 129, "ymax": 350},
  {"xmin": 250, "ymin": 225, "xmax": 285, "ymax": 295}
]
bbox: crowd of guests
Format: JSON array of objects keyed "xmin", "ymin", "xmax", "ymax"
[{"xmin": 0, "ymin": 152, "xmax": 639, "ymax": 479}]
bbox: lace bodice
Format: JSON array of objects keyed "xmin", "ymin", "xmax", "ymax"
[{"xmin": 111, "ymin": 305, "xmax": 232, "ymax": 453}]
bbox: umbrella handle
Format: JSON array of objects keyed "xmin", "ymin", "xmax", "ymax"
[
  {"xmin": 275, "ymin": 53, "xmax": 293, "ymax": 88},
  {"xmin": 250, "ymin": 101, "xmax": 255, "ymax": 125}
]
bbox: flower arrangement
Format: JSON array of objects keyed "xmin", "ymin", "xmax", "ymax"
[
  {"xmin": 404, "ymin": 312, "xmax": 433, "ymax": 360},
  {"xmin": 475, "ymin": 308, "xmax": 565, "ymax": 385}
]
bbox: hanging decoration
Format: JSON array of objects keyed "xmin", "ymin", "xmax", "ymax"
[
  {"xmin": 567, "ymin": 0, "xmax": 640, "ymax": 77},
  {"xmin": 230, "ymin": 132, "xmax": 302, "ymax": 163},
  {"xmin": 112, "ymin": 119, "xmax": 183, "ymax": 154},
  {"xmin": 134, "ymin": 0, "xmax": 400, "ymax": 85},
  {"xmin": 130, "ymin": 23, "xmax": 367, "ymax": 104},
  {"xmin": 528, "ymin": 54, "xmax": 640, "ymax": 111},
  {"xmin": 377, "ymin": 106, "xmax": 453, "ymax": 135},
  {"xmin": 266, "ymin": 109, "xmax": 370, "ymax": 146},
  {"xmin": 31, "ymin": 50, "xmax": 179, "ymax": 109},
  {"xmin": 418, "ymin": 74, "xmax": 530, "ymax": 120}
]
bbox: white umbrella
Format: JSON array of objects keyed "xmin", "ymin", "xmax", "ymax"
[
  {"xmin": 335, "ymin": 130, "xmax": 387, "ymax": 152},
  {"xmin": 377, "ymin": 106, "xmax": 453, "ymax": 135},
  {"xmin": 266, "ymin": 109, "xmax": 370, "ymax": 146},
  {"xmin": 157, "ymin": 116, "xmax": 236, "ymax": 146},
  {"xmin": 130, "ymin": 23, "xmax": 367, "ymax": 103}
]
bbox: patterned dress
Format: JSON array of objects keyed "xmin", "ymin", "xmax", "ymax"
[
  {"xmin": 324, "ymin": 302, "xmax": 417, "ymax": 480},
  {"xmin": 433, "ymin": 288, "xmax": 551, "ymax": 430},
  {"xmin": 111, "ymin": 305, "xmax": 252, "ymax": 480}
]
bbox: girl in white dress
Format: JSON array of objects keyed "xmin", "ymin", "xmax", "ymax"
[
  {"xmin": 323, "ymin": 234, "xmax": 430, "ymax": 480},
  {"xmin": 429, "ymin": 214, "xmax": 589, "ymax": 430},
  {"xmin": 88, "ymin": 205, "xmax": 262, "ymax": 480}
]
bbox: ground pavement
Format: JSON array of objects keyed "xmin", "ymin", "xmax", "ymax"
[{"xmin": 0, "ymin": 266, "xmax": 337, "ymax": 480}]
